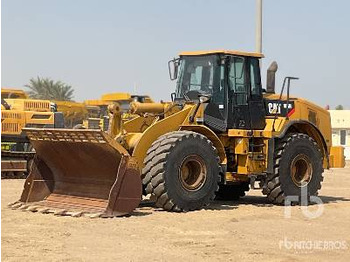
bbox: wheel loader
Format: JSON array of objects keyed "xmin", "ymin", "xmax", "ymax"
[
  {"xmin": 58, "ymin": 93, "xmax": 154, "ymax": 130},
  {"xmin": 83, "ymin": 92, "xmax": 154, "ymax": 128},
  {"xmin": 1, "ymin": 92, "xmax": 64, "ymax": 178},
  {"xmin": 1, "ymin": 88, "xmax": 29, "ymax": 99},
  {"xmin": 10, "ymin": 50, "xmax": 345, "ymax": 217}
]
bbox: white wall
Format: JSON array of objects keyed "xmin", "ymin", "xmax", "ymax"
[{"xmin": 332, "ymin": 128, "xmax": 350, "ymax": 159}]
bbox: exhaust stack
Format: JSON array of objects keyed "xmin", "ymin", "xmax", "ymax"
[{"xmin": 266, "ymin": 61, "xmax": 278, "ymax": 93}]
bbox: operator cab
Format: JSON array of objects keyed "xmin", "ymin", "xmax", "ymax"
[{"xmin": 169, "ymin": 50, "xmax": 266, "ymax": 131}]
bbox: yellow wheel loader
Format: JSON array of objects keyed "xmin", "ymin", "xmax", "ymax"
[
  {"xmin": 83, "ymin": 92, "xmax": 154, "ymax": 129},
  {"xmin": 1, "ymin": 95, "xmax": 64, "ymax": 178},
  {"xmin": 55, "ymin": 101, "xmax": 107, "ymax": 130},
  {"xmin": 59, "ymin": 93, "xmax": 154, "ymax": 130},
  {"xmin": 1, "ymin": 88, "xmax": 28, "ymax": 99},
  {"xmin": 10, "ymin": 50, "xmax": 344, "ymax": 217}
]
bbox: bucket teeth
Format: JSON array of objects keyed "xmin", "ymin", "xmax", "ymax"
[
  {"xmin": 54, "ymin": 209, "xmax": 67, "ymax": 216},
  {"xmin": 27, "ymin": 206, "xmax": 39, "ymax": 212},
  {"xmin": 69, "ymin": 211, "xmax": 83, "ymax": 218},
  {"xmin": 86, "ymin": 213, "xmax": 103, "ymax": 219},
  {"xmin": 10, "ymin": 203, "xmax": 23, "ymax": 209},
  {"xmin": 37, "ymin": 208, "xmax": 50, "ymax": 214},
  {"xmin": 100, "ymin": 213, "xmax": 114, "ymax": 218},
  {"xmin": 8, "ymin": 201, "xmax": 20, "ymax": 208},
  {"xmin": 7, "ymin": 201, "xmax": 19, "ymax": 207},
  {"xmin": 8, "ymin": 201, "xmax": 121, "ymax": 218},
  {"xmin": 8, "ymin": 204, "xmax": 131, "ymax": 218},
  {"xmin": 18, "ymin": 204, "xmax": 30, "ymax": 210},
  {"xmin": 65, "ymin": 211, "xmax": 83, "ymax": 217}
]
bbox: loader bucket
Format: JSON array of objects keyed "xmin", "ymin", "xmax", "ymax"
[{"xmin": 10, "ymin": 128, "xmax": 142, "ymax": 217}]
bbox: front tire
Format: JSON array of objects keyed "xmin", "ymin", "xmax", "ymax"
[
  {"xmin": 142, "ymin": 131, "xmax": 221, "ymax": 211},
  {"xmin": 263, "ymin": 133, "xmax": 324, "ymax": 205}
]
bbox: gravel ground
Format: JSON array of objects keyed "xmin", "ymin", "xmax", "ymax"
[{"xmin": 2, "ymin": 164, "xmax": 350, "ymax": 261}]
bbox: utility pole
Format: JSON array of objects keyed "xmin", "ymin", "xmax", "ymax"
[{"xmin": 255, "ymin": 0, "xmax": 262, "ymax": 54}]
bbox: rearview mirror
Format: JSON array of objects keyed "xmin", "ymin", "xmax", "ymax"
[{"xmin": 168, "ymin": 58, "xmax": 179, "ymax": 80}]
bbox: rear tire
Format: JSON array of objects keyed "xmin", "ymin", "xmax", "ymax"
[
  {"xmin": 142, "ymin": 131, "xmax": 221, "ymax": 211},
  {"xmin": 263, "ymin": 133, "xmax": 323, "ymax": 205}
]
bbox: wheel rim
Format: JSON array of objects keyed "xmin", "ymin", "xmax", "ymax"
[
  {"xmin": 290, "ymin": 154, "xmax": 313, "ymax": 187},
  {"xmin": 178, "ymin": 155, "xmax": 207, "ymax": 191}
]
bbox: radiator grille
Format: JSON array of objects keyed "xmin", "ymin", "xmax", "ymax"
[
  {"xmin": 1, "ymin": 111, "xmax": 23, "ymax": 119},
  {"xmin": 1, "ymin": 122, "xmax": 20, "ymax": 133},
  {"xmin": 24, "ymin": 101, "xmax": 51, "ymax": 111}
]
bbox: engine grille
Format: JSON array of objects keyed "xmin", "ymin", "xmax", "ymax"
[
  {"xmin": 1, "ymin": 111, "xmax": 23, "ymax": 120},
  {"xmin": 24, "ymin": 101, "xmax": 51, "ymax": 111},
  {"xmin": 1, "ymin": 122, "xmax": 20, "ymax": 133}
]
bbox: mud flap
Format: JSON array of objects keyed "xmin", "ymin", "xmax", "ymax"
[{"xmin": 10, "ymin": 128, "xmax": 142, "ymax": 217}]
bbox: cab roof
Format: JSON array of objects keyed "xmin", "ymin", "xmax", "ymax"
[
  {"xmin": 179, "ymin": 50, "xmax": 264, "ymax": 58},
  {"xmin": 1, "ymin": 88, "xmax": 28, "ymax": 98}
]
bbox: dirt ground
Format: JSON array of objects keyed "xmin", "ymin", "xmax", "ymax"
[{"xmin": 2, "ymin": 165, "xmax": 350, "ymax": 262}]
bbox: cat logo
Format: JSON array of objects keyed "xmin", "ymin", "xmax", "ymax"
[{"xmin": 265, "ymin": 100, "xmax": 295, "ymax": 117}]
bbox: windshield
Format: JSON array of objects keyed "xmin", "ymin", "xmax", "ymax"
[{"xmin": 175, "ymin": 55, "xmax": 224, "ymax": 100}]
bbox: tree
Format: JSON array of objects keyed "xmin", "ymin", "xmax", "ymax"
[
  {"xmin": 335, "ymin": 105, "xmax": 344, "ymax": 110},
  {"xmin": 25, "ymin": 77, "xmax": 74, "ymax": 101}
]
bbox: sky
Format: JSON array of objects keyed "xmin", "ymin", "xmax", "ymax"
[{"xmin": 2, "ymin": 0, "xmax": 350, "ymax": 109}]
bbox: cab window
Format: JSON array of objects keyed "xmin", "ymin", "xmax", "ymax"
[
  {"xmin": 228, "ymin": 56, "xmax": 247, "ymax": 105},
  {"xmin": 249, "ymin": 58, "xmax": 262, "ymax": 96}
]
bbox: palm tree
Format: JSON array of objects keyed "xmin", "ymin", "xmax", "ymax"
[{"xmin": 25, "ymin": 77, "xmax": 74, "ymax": 101}]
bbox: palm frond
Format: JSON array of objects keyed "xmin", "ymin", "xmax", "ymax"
[{"xmin": 25, "ymin": 77, "xmax": 74, "ymax": 101}]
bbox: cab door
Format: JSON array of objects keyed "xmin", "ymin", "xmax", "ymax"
[
  {"xmin": 227, "ymin": 56, "xmax": 265, "ymax": 130},
  {"xmin": 248, "ymin": 57, "xmax": 266, "ymax": 130},
  {"xmin": 227, "ymin": 56, "xmax": 251, "ymax": 129}
]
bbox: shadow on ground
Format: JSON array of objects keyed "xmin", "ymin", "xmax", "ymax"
[
  {"xmin": 138, "ymin": 194, "xmax": 350, "ymax": 212},
  {"xmin": 206, "ymin": 195, "xmax": 273, "ymax": 210},
  {"xmin": 139, "ymin": 195, "xmax": 272, "ymax": 212},
  {"xmin": 319, "ymin": 195, "xmax": 350, "ymax": 204}
]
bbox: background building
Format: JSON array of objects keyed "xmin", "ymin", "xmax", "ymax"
[{"xmin": 329, "ymin": 110, "xmax": 350, "ymax": 159}]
